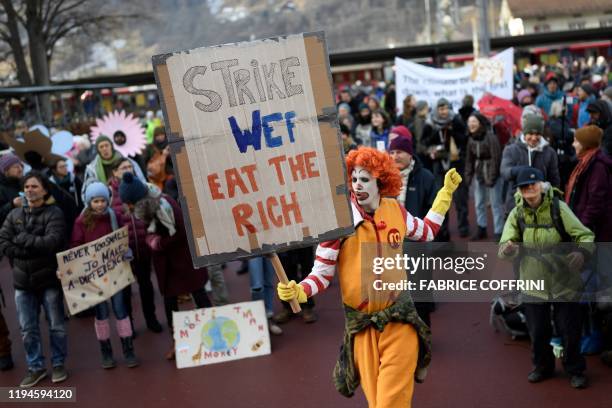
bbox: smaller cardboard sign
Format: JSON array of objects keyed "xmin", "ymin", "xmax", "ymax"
[
  {"xmin": 56, "ymin": 227, "xmax": 134, "ymax": 315},
  {"xmin": 173, "ymin": 301, "xmax": 271, "ymax": 369}
]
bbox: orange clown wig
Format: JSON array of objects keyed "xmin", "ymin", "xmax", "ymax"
[{"xmin": 345, "ymin": 147, "xmax": 402, "ymax": 197}]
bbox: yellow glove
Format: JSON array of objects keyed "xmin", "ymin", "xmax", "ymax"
[
  {"xmin": 277, "ymin": 280, "xmax": 308, "ymax": 303},
  {"xmin": 431, "ymin": 168, "xmax": 462, "ymax": 215}
]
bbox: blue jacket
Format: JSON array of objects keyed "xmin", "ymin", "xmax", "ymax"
[
  {"xmin": 536, "ymin": 89, "xmax": 564, "ymax": 116},
  {"xmin": 578, "ymin": 95, "xmax": 596, "ymax": 128}
]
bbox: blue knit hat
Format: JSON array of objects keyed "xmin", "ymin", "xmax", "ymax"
[
  {"xmin": 119, "ymin": 172, "xmax": 148, "ymax": 204},
  {"xmin": 85, "ymin": 182, "xmax": 110, "ymax": 205}
]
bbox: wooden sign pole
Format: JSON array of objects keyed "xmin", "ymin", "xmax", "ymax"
[{"xmin": 267, "ymin": 253, "xmax": 302, "ymax": 313}]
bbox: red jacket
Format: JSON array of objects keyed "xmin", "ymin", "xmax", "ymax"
[{"xmin": 71, "ymin": 210, "xmax": 124, "ymax": 248}]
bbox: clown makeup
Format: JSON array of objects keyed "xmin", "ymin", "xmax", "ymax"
[{"xmin": 351, "ymin": 166, "xmax": 380, "ymax": 213}]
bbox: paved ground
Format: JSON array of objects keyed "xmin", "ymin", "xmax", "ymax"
[{"xmin": 0, "ymin": 208, "xmax": 610, "ymax": 408}]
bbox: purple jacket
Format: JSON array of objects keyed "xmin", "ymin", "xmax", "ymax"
[{"xmin": 568, "ymin": 150, "xmax": 612, "ymax": 241}]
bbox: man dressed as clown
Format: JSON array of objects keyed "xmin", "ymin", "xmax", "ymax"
[{"xmin": 278, "ymin": 147, "xmax": 461, "ymax": 408}]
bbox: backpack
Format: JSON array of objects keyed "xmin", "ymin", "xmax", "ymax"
[
  {"xmin": 515, "ymin": 194, "xmax": 572, "ymax": 243},
  {"xmin": 490, "ymin": 292, "xmax": 528, "ymax": 340}
]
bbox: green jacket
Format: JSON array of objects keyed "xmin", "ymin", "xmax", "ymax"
[{"xmin": 499, "ymin": 184, "xmax": 595, "ymax": 300}]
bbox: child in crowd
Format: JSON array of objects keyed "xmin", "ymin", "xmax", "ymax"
[{"xmin": 70, "ymin": 182, "xmax": 138, "ymax": 369}]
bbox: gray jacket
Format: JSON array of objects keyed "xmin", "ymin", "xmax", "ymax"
[{"xmin": 500, "ymin": 134, "xmax": 560, "ymax": 212}]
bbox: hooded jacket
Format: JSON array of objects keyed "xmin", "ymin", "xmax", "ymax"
[
  {"xmin": 0, "ymin": 197, "xmax": 65, "ymax": 291},
  {"xmin": 587, "ymin": 100, "xmax": 612, "ymax": 156},
  {"xmin": 535, "ymin": 88, "xmax": 563, "ymax": 116},
  {"xmin": 499, "ymin": 184, "xmax": 594, "ymax": 300},
  {"xmin": 500, "ymin": 134, "xmax": 560, "ymax": 185}
]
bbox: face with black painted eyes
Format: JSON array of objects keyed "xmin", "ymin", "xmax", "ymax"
[{"xmin": 351, "ymin": 166, "xmax": 380, "ymax": 213}]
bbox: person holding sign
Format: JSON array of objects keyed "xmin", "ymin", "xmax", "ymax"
[
  {"xmin": 278, "ymin": 147, "xmax": 462, "ymax": 407},
  {"xmin": 71, "ymin": 182, "xmax": 139, "ymax": 369}
]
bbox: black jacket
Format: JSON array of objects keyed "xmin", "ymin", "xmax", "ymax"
[
  {"xmin": 0, "ymin": 200, "xmax": 65, "ymax": 291},
  {"xmin": 0, "ymin": 174, "xmax": 21, "ymax": 226},
  {"xmin": 400, "ymin": 158, "xmax": 437, "ymax": 219}
]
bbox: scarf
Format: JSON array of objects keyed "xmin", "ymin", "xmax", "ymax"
[
  {"xmin": 94, "ymin": 135, "xmax": 122, "ymax": 184},
  {"xmin": 397, "ymin": 160, "xmax": 415, "ymax": 205},
  {"xmin": 565, "ymin": 148, "xmax": 599, "ymax": 203},
  {"xmin": 145, "ymin": 183, "xmax": 176, "ymax": 236}
]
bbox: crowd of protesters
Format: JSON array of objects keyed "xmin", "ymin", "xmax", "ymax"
[{"xmin": 0, "ymin": 54, "xmax": 610, "ymax": 392}]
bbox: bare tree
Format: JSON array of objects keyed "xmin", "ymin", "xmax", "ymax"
[{"xmin": 0, "ymin": 0, "xmax": 130, "ymax": 122}]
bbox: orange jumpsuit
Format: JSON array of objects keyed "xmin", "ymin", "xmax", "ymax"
[{"xmin": 300, "ymin": 198, "xmax": 442, "ymax": 408}]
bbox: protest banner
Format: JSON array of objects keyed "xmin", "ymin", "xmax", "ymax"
[
  {"xmin": 173, "ymin": 301, "xmax": 271, "ymax": 369},
  {"xmin": 152, "ymin": 32, "xmax": 354, "ymax": 269},
  {"xmin": 56, "ymin": 226, "xmax": 134, "ymax": 315},
  {"xmin": 395, "ymin": 48, "xmax": 514, "ymax": 112}
]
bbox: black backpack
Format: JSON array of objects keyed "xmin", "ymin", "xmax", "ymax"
[{"xmin": 515, "ymin": 194, "xmax": 572, "ymax": 243}]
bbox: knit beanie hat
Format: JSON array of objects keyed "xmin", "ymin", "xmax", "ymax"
[
  {"xmin": 388, "ymin": 135, "xmax": 414, "ymax": 156},
  {"xmin": 436, "ymin": 98, "xmax": 450, "ymax": 108},
  {"xmin": 390, "ymin": 125, "xmax": 412, "ymax": 139},
  {"xmin": 580, "ymin": 84, "xmax": 595, "ymax": 96},
  {"xmin": 358, "ymin": 102, "xmax": 369, "ymax": 111},
  {"xmin": 119, "ymin": 172, "xmax": 148, "ymax": 204},
  {"xmin": 0, "ymin": 153, "xmax": 22, "ymax": 173},
  {"xmin": 575, "ymin": 125, "xmax": 603, "ymax": 150},
  {"xmin": 522, "ymin": 114, "xmax": 544, "ymax": 135},
  {"xmin": 517, "ymin": 89, "xmax": 532, "ymax": 104},
  {"xmin": 95, "ymin": 135, "xmax": 114, "ymax": 153},
  {"xmin": 85, "ymin": 182, "xmax": 110, "ymax": 205}
]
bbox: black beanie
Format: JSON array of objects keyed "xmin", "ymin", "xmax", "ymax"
[{"xmin": 119, "ymin": 172, "xmax": 148, "ymax": 204}]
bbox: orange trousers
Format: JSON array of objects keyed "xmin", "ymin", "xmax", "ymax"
[{"xmin": 353, "ymin": 322, "xmax": 419, "ymax": 408}]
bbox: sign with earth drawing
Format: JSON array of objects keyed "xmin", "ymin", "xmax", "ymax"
[{"xmin": 173, "ymin": 301, "xmax": 271, "ymax": 369}]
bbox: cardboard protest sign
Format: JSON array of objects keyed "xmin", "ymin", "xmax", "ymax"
[
  {"xmin": 173, "ymin": 301, "xmax": 270, "ymax": 369},
  {"xmin": 56, "ymin": 227, "xmax": 135, "ymax": 315},
  {"xmin": 152, "ymin": 32, "xmax": 353, "ymax": 268},
  {"xmin": 395, "ymin": 48, "xmax": 514, "ymax": 112}
]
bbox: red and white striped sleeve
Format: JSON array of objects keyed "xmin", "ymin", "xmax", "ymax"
[
  {"xmin": 299, "ymin": 239, "xmax": 340, "ymax": 297},
  {"xmin": 399, "ymin": 205, "xmax": 445, "ymax": 242}
]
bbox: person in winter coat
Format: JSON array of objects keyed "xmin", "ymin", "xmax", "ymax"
[
  {"xmin": 426, "ymin": 98, "xmax": 469, "ymax": 238},
  {"xmin": 536, "ymin": 74, "xmax": 564, "ymax": 117},
  {"xmin": 545, "ymin": 101, "xmax": 576, "ymax": 189},
  {"xmin": 458, "ymin": 95, "xmax": 475, "ymax": 125},
  {"xmin": 143, "ymin": 126, "xmax": 173, "ymax": 191},
  {"xmin": 499, "ymin": 166, "xmax": 594, "ymax": 389},
  {"xmin": 464, "ymin": 112, "xmax": 504, "ymax": 240},
  {"xmin": 0, "ymin": 153, "xmax": 24, "ymax": 372},
  {"xmin": 369, "ymin": 109, "xmax": 391, "ymax": 149},
  {"xmin": 70, "ymin": 182, "xmax": 138, "ymax": 369},
  {"xmin": 82, "ymin": 135, "xmax": 145, "ymax": 202},
  {"xmin": 355, "ymin": 103, "xmax": 373, "ymax": 147},
  {"xmin": 576, "ymin": 84, "xmax": 597, "ymax": 129},
  {"xmin": 396, "ymin": 95, "xmax": 417, "ymax": 130},
  {"xmin": 412, "ymin": 101, "xmax": 434, "ymax": 170},
  {"xmin": 119, "ymin": 172, "xmax": 210, "ymax": 360},
  {"xmin": 108, "ymin": 158, "xmax": 162, "ymax": 333},
  {"xmin": 389, "ymin": 135, "xmax": 437, "ymax": 326},
  {"xmin": 278, "ymin": 147, "xmax": 462, "ymax": 407},
  {"xmin": 0, "ymin": 172, "xmax": 67, "ymax": 387},
  {"xmin": 586, "ymin": 100, "xmax": 612, "ymax": 156},
  {"xmin": 49, "ymin": 158, "xmax": 83, "ymax": 211},
  {"xmin": 500, "ymin": 114, "xmax": 560, "ymax": 213},
  {"xmin": 0, "ymin": 153, "xmax": 24, "ymax": 225}
]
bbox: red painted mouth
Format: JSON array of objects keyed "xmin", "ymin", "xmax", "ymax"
[{"xmin": 355, "ymin": 192, "xmax": 369, "ymax": 201}]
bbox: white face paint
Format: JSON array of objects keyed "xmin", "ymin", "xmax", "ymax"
[{"xmin": 351, "ymin": 166, "xmax": 380, "ymax": 212}]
